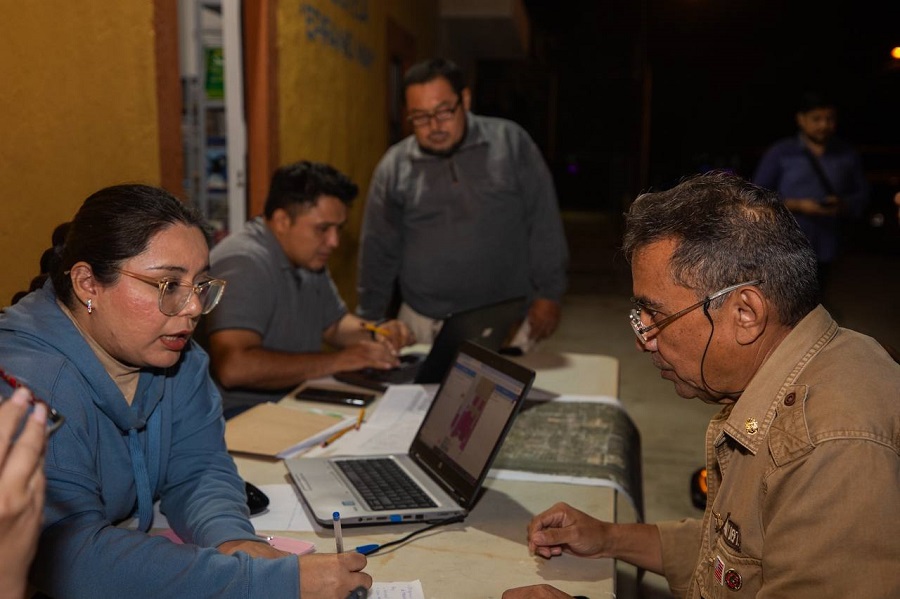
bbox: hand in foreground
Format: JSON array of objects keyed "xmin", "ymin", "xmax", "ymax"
[
  {"xmin": 298, "ymin": 552, "xmax": 371, "ymax": 599},
  {"xmin": 0, "ymin": 387, "xmax": 48, "ymax": 598},
  {"xmin": 526, "ymin": 298, "xmax": 562, "ymax": 341},
  {"xmin": 502, "ymin": 584, "xmax": 573, "ymax": 599},
  {"xmin": 374, "ymin": 319, "xmax": 416, "ymax": 351},
  {"xmin": 527, "ymin": 502, "xmax": 609, "ymax": 560}
]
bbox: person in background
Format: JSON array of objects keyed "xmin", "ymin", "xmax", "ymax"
[
  {"xmin": 752, "ymin": 91, "xmax": 869, "ymax": 291},
  {"xmin": 504, "ymin": 172, "xmax": 899, "ymax": 599},
  {"xmin": 0, "ymin": 184, "xmax": 370, "ymax": 599},
  {"xmin": 0, "ymin": 386, "xmax": 48, "ymax": 599},
  {"xmin": 357, "ymin": 58, "xmax": 569, "ymax": 348},
  {"xmin": 206, "ymin": 161, "xmax": 414, "ymax": 414}
]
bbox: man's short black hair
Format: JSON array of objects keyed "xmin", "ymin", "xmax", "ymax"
[
  {"xmin": 263, "ymin": 161, "xmax": 358, "ymax": 219},
  {"xmin": 402, "ymin": 58, "xmax": 467, "ymax": 99},
  {"xmin": 797, "ymin": 91, "xmax": 836, "ymax": 114}
]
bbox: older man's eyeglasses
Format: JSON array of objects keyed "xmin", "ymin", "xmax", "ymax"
[
  {"xmin": 0, "ymin": 367, "xmax": 65, "ymax": 436},
  {"xmin": 115, "ymin": 269, "xmax": 226, "ymax": 316},
  {"xmin": 629, "ymin": 280, "xmax": 763, "ymax": 344},
  {"xmin": 406, "ymin": 99, "xmax": 462, "ymax": 128}
]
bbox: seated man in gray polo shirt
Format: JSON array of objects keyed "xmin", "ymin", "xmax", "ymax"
[{"xmin": 207, "ymin": 160, "xmax": 415, "ymax": 414}]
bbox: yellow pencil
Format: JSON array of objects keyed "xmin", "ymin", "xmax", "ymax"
[
  {"xmin": 355, "ymin": 408, "xmax": 365, "ymax": 430},
  {"xmin": 321, "ymin": 424, "xmax": 354, "ymax": 447},
  {"xmin": 362, "ymin": 322, "xmax": 391, "ymax": 337}
]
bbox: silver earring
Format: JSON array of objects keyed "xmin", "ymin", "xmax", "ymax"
[{"xmin": 87, "ymin": 299, "xmax": 93, "ymax": 314}]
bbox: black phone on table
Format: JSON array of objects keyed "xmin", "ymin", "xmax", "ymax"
[{"xmin": 293, "ymin": 386, "xmax": 376, "ymax": 407}]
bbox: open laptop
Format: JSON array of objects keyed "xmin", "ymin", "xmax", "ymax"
[
  {"xmin": 286, "ymin": 341, "xmax": 535, "ymax": 526},
  {"xmin": 334, "ymin": 296, "xmax": 527, "ymax": 391}
]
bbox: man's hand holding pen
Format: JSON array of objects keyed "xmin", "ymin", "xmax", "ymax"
[
  {"xmin": 296, "ymin": 552, "xmax": 371, "ymax": 599},
  {"xmin": 362, "ymin": 320, "xmax": 416, "ymax": 351}
]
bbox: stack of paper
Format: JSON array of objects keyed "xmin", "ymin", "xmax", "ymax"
[{"xmin": 224, "ymin": 403, "xmax": 355, "ymax": 459}]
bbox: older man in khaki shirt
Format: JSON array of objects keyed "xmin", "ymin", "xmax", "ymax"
[{"xmin": 504, "ymin": 172, "xmax": 900, "ymax": 599}]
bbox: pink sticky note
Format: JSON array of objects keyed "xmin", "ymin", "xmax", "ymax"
[{"xmin": 266, "ymin": 535, "xmax": 316, "ymax": 555}]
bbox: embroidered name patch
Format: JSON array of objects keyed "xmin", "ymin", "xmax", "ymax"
[{"xmin": 723, "ymin": 518, "xmax": 742, "ymax": 552}]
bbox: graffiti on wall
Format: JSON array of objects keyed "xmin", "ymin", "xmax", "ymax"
[{"xmin": 299, "ymin": 2, "xmax": 373, "ymax": 69}]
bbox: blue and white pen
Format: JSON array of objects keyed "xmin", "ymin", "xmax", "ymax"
[{"xmin": 333, "ymin": 511, "xmax": 344, "ymax": 553}]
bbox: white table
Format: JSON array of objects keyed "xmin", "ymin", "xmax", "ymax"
[{"xmin": 233, "ymin": 351, "xmax": 623, "ymax": 598}]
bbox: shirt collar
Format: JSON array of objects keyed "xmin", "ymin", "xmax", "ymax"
[
  {"xmin": 254, "ymin": 216, "xmax": 328, "ymax": 281},
  {"xmin": 253, "ymin": 216, "xmax": 294, "ymax": 274},
  {"xmin": 720, "ymin": 305, "xmax": 838, "ymax": 453},
  {"xmin": 406, "ymin": 112, "xmax": 489, "ymax": 161}
]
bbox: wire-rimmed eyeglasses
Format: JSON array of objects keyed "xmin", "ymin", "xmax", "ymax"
[
  {"xmin": 115, "ymin": 269, "xmax": 226, "ymax": 316},
  {"xmin": 0, "ymin": 367, "xmax": 65, "ymax": 436},
  {"xmin": 629, "ymin": 280, "xmax": 763, "ymax": 344},
  {"xmin": 406, "ymin": 98, "xmax": 462, "ymax": 128}
]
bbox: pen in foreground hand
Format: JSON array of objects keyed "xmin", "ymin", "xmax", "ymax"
[{"xmin": 333, "ymin": 511, "xmax": 344, "ymax": 553}]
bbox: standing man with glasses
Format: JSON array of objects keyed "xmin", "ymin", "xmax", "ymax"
[
  {"xmin": 503, "ymin": 172, "xmax": 899, "ymax": 599},
  {"xmin": 357, "ymin": 58, "xmax": 568, "ymax": 349},
  {"xmin": 206, "ymin": 160, "xmax": 415, "ymax": 415}
]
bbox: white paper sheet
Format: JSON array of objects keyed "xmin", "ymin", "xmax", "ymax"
[
  {"xmin": 370, "ymin": 580, "xmax": 426, "ymax": 599},
  {"xmin": 303, "ymin": 385, "xmax": 436, "ymax": 457},
  {"xmin": 249, "ymin": 484, "xmax": 320, "ymax": 532},
  {"xmin": 126, "ymin": 484, "xmax": 319, "ymax": 533}
]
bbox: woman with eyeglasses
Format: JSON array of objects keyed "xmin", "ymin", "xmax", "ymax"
[{"xmin": 0, "ymin": 185, "xmax": 370, "ymax": 599}]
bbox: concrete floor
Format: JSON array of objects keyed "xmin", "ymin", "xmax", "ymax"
[{"xmin": 537, "ymin": 211, "xmax": 900, "ymax": 598}]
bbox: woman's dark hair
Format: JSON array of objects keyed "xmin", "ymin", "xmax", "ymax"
[{"xmin": 30, "ymin": 184, "xmax": 209, "ymax": 308}]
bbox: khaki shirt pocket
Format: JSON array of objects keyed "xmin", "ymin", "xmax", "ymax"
[{"xmin": 696, "ymin": 540, "xmax": 762, "ymax": 598}]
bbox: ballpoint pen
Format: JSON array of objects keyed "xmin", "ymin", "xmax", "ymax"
[{"xmin": 333, "ymin": 511, "xmax": 344, "ymax": 553}]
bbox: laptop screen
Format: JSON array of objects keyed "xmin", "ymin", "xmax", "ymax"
[{"xmin": 409, "ymin": 341, "xmax": 534, "ymax": 508}]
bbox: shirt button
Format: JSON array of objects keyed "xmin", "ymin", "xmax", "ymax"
[{"xmin": 784, "ymin": 392, "xmax": 796, "ymax": 406}]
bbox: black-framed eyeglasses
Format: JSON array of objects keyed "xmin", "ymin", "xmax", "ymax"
[
  {"xmin": 0, "ymin": 367, "xmax": 65, "ymax": 436},
  {"xmin": 115, "ymin": 268, "xmax": 226, "ymax": 316},
  {"xmin": 406, "ymin": 99, "xmax": 462, "ymax": 128},
  {"xmin": 629, "ymin": 280, "xmax": 763, "ymax": 344}
]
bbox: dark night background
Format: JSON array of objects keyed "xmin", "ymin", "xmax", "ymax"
[{"xmin": 472, "ymin": 0, "xmax": 899, "ymax": 231}]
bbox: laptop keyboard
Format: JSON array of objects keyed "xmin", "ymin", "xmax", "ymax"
[{"xmin": 336, "ymin": 458, "xmax": 438, "ymax": 510}]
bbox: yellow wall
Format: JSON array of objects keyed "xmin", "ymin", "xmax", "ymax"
[
  {"xmin": 0, "ymin": 1, "xmax": 437, "ymax": 310},
  {"xmin": 276, "ymin": 0, "xmax": 438, "ymax": 307},
  {"xmin": 0, "ymin": 1, "xmax": 162, "ymax": 308}
]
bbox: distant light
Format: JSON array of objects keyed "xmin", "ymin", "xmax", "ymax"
[
  {"xmin": 566, "ymin": 163, "xmax": 580, "ymax": 175},
  {"xmin": 892, "ymin": 47, "xmax": 900, "ymax": 60}
]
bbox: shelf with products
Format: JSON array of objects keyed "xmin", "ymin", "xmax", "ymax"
[{"xmin": 179, "ymin": 0, "xmax": 246, "ymax": 244}]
